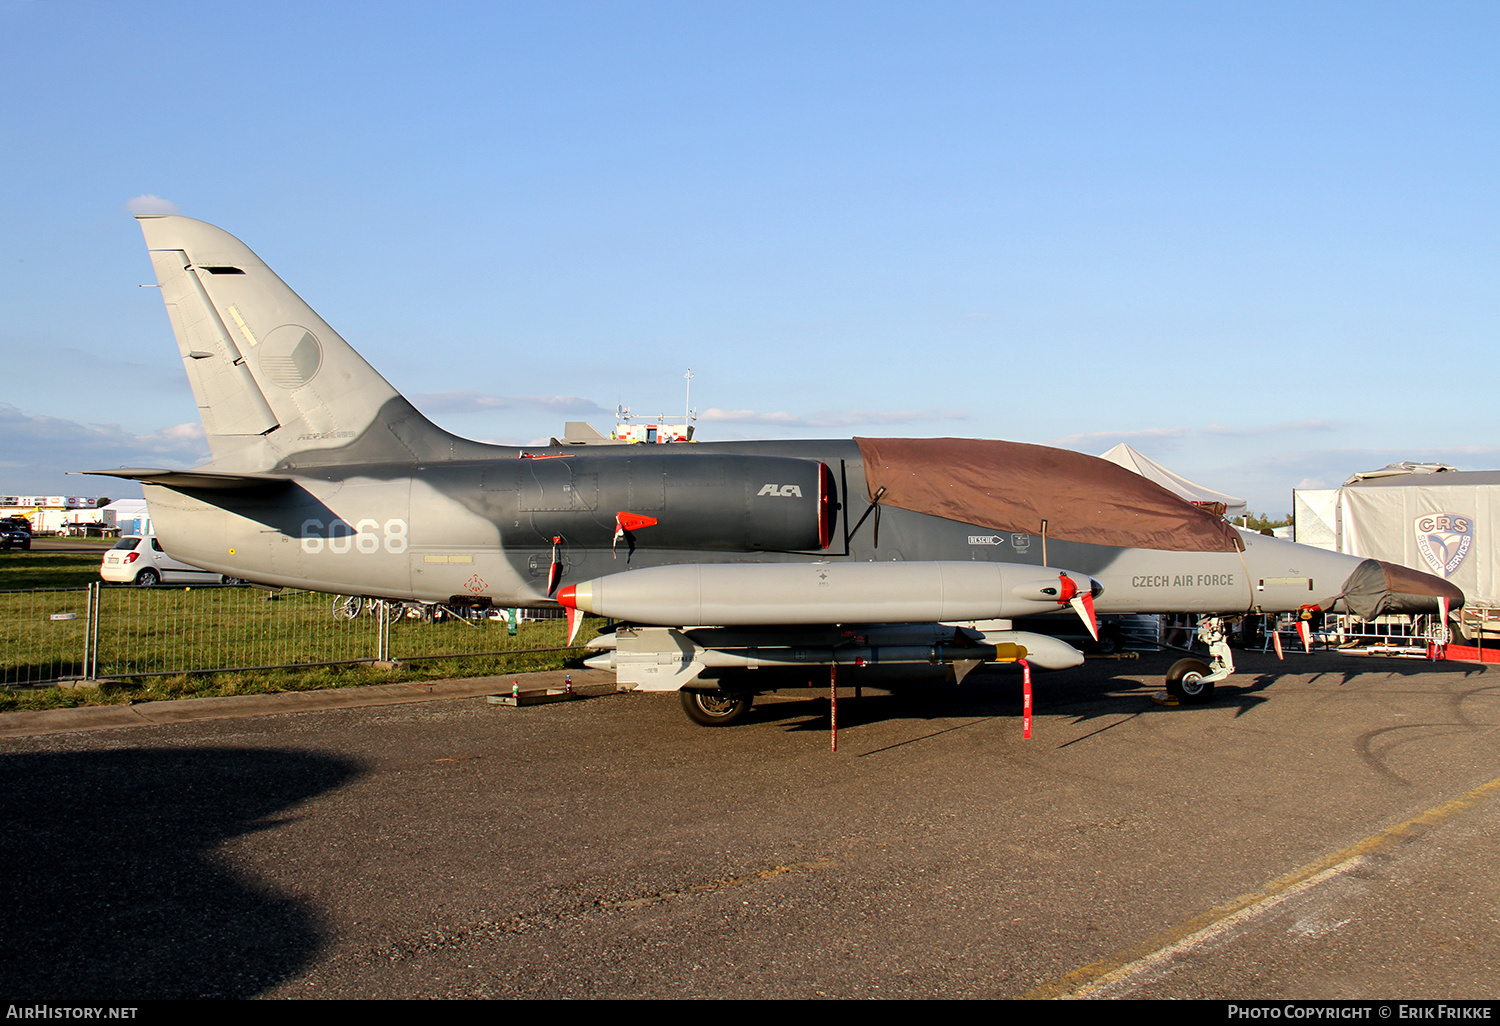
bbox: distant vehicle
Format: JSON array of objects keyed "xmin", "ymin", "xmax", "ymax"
[
  {"xmin": 100, "ymin": 536, "xmax": 238, "ymax": 587},
  {"xmin": 0, "ymin": 518, "xmax": 31, "ymax": 551},
  {"xmin": 60, "ymin": 521, "xmax": 114, "ymax": 538}
]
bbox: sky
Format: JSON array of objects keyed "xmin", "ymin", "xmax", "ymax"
[{"xmin": 2, "ymin": 1, "xmax": 1496, "ymax": 513}]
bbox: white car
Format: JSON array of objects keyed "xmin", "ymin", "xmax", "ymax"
[{"xmin": 100, "ymin": 535, "xmax": 238, "ymax": 587}]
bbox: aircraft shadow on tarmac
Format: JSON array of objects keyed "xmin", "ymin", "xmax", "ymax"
[
  {"xmin": 740, "ymin": 650, "xmax": 1493, "ymax": 735},
  {"xmin": 738, "ymin": 661, "xmax": 1192, "ymax": 733},
  {"xmin": 1227, "ymin": 650, "xmax": 1489, "ymax": 712},
  {"xmin": 0, "ymin": 747, "xmax": 360, "ymax": 1000}
]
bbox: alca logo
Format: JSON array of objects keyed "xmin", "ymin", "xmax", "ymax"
[{"xmin": 1414, "ymin": 512, "xmax": 1473, "ymax": 579}]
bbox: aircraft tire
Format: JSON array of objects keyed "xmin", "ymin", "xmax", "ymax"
[
  {"xmin": 1165, "ymin": 658, "xmax": 1215, "ymax": 703},
  {"xmin": 680, "ymin": 688, "xmax": 753, "ymax": 727},
  {"xmin": 1092, "ymin": 624, "xmax": 1122, "ymax": 655}
]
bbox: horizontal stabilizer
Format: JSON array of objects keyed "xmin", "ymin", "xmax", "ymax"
[{"xmin": 80, "ymin": 467, "xmax": 291, "ymax": 492}]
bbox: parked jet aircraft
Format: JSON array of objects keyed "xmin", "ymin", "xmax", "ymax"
[{"xmin": 89, "ymin": 216, "xmax": 1463, "ymax": 724}]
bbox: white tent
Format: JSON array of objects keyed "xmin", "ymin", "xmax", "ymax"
[
  {"xmin": 1292, "ymin": 489, "xmax": 1339, "ymax": 549},
  {"xmin": 1097, "ymin": 443, "xmax": 1247, "ymax": 518},
  {"xmin": 102, "ymin": 498, "xmax": 150, "ymax": 535}
]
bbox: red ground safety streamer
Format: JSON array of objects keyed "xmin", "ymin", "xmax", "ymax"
[
  {"xmin": 1021, "ymin": 659, "xmax": 1032, "ymax": 739},
  {"xmin": 829, "ymin": 663, "xmax": 838, "ymax": 753}
]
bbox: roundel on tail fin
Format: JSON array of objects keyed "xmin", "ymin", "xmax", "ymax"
[{"xmin": 258, "ymin": 326, "xmax": 324, "ymax": 390}]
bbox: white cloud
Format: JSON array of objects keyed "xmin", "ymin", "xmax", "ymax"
[
  {"xmin": 1049, "ymin": 420, "xmax": 1337, "ymax": 453},
  {"xmin": 125, "ymin": 194, "xmax": 179, "ymax": 215},
  {"xmin": 698, "ymin": 407, "xmax": 967, "ymax": 429},
  {"xmin": 1253, "ymin": 445, "xmax": 1500, "ymax": 475},
  {"xmin": 474, "ymin": 435, "xmax": 568, "ymax": 448},
  {"xmin": 1434, "ymin": 444, "xmax": 1500, "ymax": 458},
  {"xmin": 413, "ymin": 391, "xmax": 611, "ymax": 416},
  {"xmin": 414, "ymin": 394, "xmax": 968, "ymax": 435},
  {"xmin": 1049, "ymin": 426, "xmax": 1192, "ymax": 449},
  {"xmin": 698, "ymin": 408, "xmax": 800, "ymax": 425},
  {"xmin": 151, "ymin": 422, "xmax": 207, "ymax": 445},
  {"xmin": 1201, "ymin": 419, "xmax": 1334, "ymax": 437},
  {"xmin": 0, "ymin": 404, "xmax": 210, "ymax": 496}
]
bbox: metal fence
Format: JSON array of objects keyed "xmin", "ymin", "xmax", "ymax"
[
  {"xmin": 7, "ymin": 584, "xmax": 1483, "ymax": 689},
  {"xmin": 0, "ymin": 584, "xmax": 589, "ymax": 688}
]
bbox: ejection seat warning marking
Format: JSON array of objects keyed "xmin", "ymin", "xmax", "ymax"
[
  {"xmin": 465, "ymin": 574, "xmax": 488, "ymax": 594},
  {"xmin": 1131, "ymin": 574, "xmax": 1236, "ymax": 588}
]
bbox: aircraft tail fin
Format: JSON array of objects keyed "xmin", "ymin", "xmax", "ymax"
[{"xmin": 137, "ymin": 215, "xmax": 471, "ymax": 470}]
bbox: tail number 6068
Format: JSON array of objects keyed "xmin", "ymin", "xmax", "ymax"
[{"xmin": 300, "ymin": 518, "xmax": 408, "ymax": 554}]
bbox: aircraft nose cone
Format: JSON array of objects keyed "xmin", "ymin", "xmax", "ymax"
[{"xmin": 1339, "ymin": 559, "xmax": 1465, "ymax": 619}]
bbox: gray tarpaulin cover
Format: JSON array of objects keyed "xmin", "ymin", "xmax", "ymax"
[
  {"xmin": 1340, "ymin": 475, "xmax": 1500, "ymax": 609},
  {"xmin": 1298, "ymin": 468, "xmax": 1500, "ymax": 608},
  {"xmin": 855, "ymin": 437, "xmax": 1242, "ymax": 553}
]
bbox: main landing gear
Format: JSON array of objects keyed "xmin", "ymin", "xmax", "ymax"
[
  {"xmin": 680, "ymin": 688, "xmax": 754, "ymax": 727},
  {"xmin": 1164, "ymin": 615, "xmax": 1236, "ymax": 704}
]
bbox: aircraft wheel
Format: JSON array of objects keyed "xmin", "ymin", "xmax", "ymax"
[
  {"xmin": 680, "ymin": 688, "xmax": 753, "ymax": 727},
  {"xmin": 1165, "ymin": 658, "xmax": 1215, "ymax": 703},
  {"xmin": 135, "ymin": 569, "xmax": 160, "ymax": 588},
  {"xmin": 1092, "ymin": 624, "xmax": 1122, "ymax": 655}
]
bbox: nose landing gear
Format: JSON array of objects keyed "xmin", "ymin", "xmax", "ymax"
[{"xmin": 1164, "ymin": 616, "xmax": 1235, "ymax": 704}]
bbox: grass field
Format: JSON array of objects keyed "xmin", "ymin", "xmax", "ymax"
[
  {"xmin": 0, "ymin": 551, "xmax": 108, "ymax": 591},
  {"xmin": 0, "ymin": 552, "xmax": 603, "ymax": 711}
]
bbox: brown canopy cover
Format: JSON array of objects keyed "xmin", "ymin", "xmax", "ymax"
[{"xmin": 855, "ymin": 437, "xmax": 1242, "ymax": 553}]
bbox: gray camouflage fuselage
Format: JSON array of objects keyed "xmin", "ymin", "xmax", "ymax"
[{"xmin": 139, "ymin": 437, "xmax": 1366, "ymax": 618}]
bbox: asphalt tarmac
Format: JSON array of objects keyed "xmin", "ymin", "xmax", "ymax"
[{"xmin": 1, "ymin": 650, "xmax": 1497, "ymax": 1000}]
